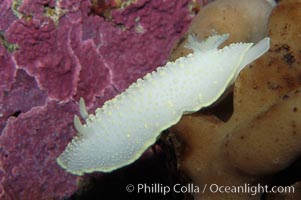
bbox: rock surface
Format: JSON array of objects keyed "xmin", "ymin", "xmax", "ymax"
[{"xmin": 170, "ymin": 0, "xmax": 301, "ymax": 199}]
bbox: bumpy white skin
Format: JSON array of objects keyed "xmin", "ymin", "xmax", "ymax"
[{"xmin": 57, "ymin": 34, "xmax": 270, "ymax": 175}]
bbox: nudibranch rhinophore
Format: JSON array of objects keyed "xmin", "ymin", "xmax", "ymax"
[{"xmin": 57, "ymin": 34, "xmax": 270, "ymax": 175}]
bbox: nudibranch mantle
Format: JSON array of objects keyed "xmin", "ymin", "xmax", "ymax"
[{"xmin": 57, "ymin": 34, "xmax": 270, "ymax": 175}]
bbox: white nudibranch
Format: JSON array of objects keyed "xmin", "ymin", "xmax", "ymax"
[{"xmin": 57, "ymin": 34, "xmax": 270, "ymax": 175}]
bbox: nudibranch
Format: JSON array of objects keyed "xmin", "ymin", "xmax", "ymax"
[{"xmin": 57, "ymin": 34, "xmax": 270, "ymax": 175}]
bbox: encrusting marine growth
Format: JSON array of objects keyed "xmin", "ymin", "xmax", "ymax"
[{"xmin": 57, "ymin": 34, "xmax": 270, "ymax": 175}]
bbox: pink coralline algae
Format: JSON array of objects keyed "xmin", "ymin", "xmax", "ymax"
[{"xmin": 0, "ymin": 0, "xmax": 195, "ymax": 199}]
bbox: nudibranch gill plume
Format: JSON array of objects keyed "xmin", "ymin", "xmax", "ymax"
[{"xmin": 57, "ymin": 34, "xmax": 270, "ymax": 175}]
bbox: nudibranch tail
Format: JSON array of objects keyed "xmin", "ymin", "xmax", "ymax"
[
  {"xmin": 238, "ymin": 37, "xmax": 270, "ymax": 74},
  {"xmin": 57, "ymin": 34, "xmax": 270, "ymax": 175}
]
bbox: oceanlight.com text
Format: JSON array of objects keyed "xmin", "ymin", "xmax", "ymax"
[{"xmin": 125, "ymin": 183, "xmax": 295, "ymax": 196}]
